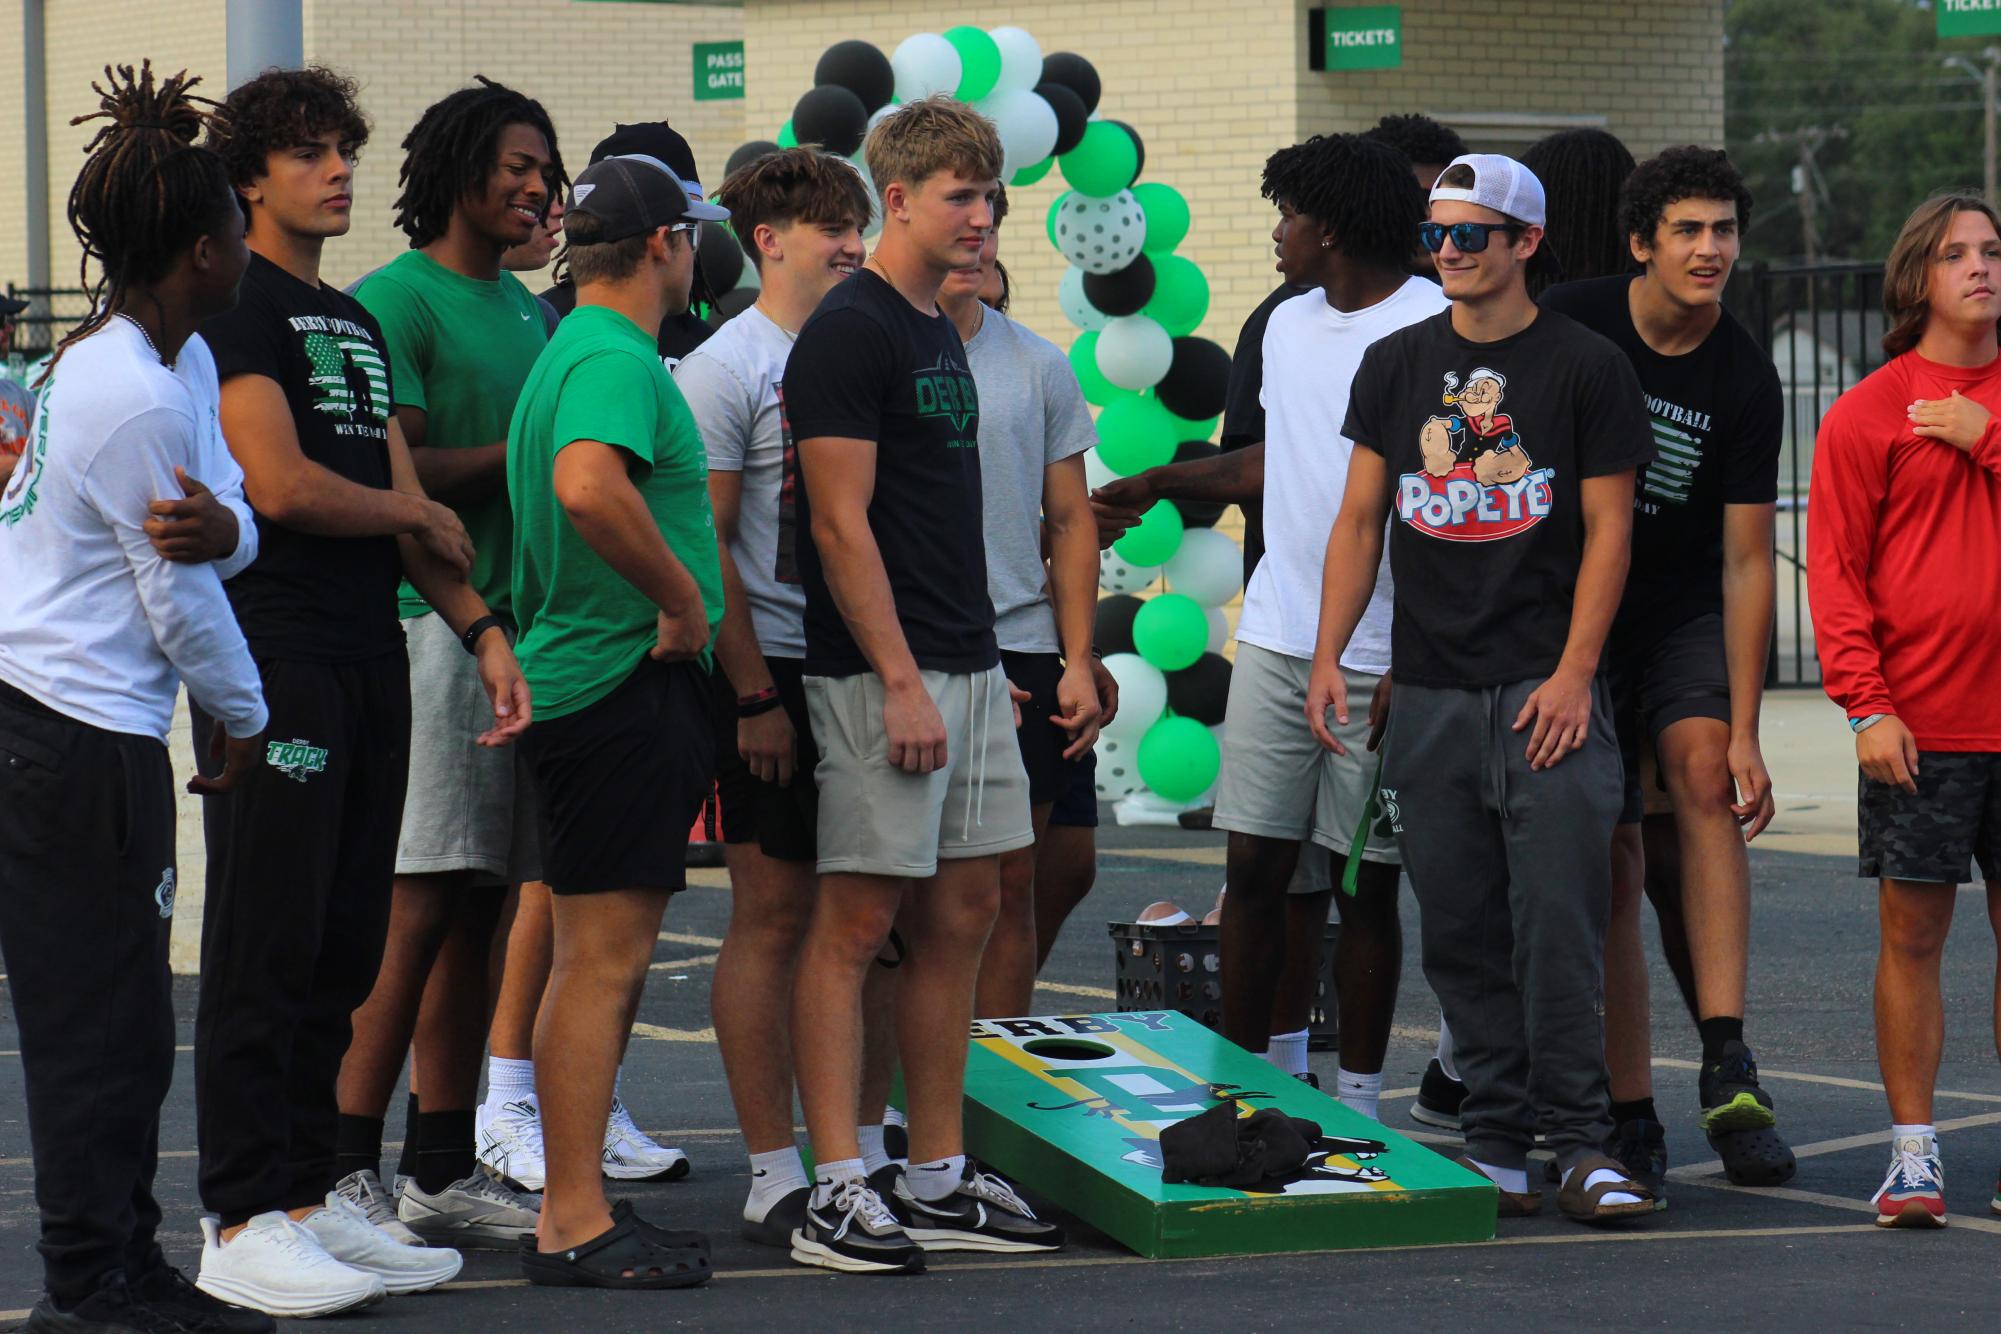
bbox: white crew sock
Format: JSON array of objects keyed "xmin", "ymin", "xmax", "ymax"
[
  {"xmin": 1891, "ymin": 1123, "xmax": 1938, "ymax": 1154},
  {"xmin": 1266, "ymin": 1030, "xmax": 1309, "ymax": 1078},
  {"xmin": 883, "ymin": 1104, "xmax": 907, "ymax": 1129},
  {"xmin": 905, "ymin": 1154, "xmax": 966, "ymax": 1203},
  {"xmin": 484, "ymin": 1056, "xmax": 534, "ymax": 1108},
  {"xmin": 858, "ymin": 1125, "xmax": 891, "ymax": 1176},
  {"xmin": 1436, "ymin": 1018, "xmax": 1459, "ymax": 1083},
  {"xmin": 811, "ymin": 1157, "xmax": 866, "ymax": 1207},
  {"xmin": 1469, "ymin": 1158, "xmax": 1528, "ymax": 1194},
  {"xmin": 1336, "ymin": 1068, "xmax": 1383, "ymax": 1121},
  {"xmin": 1562, "ymin": 1164, "xmax": 1641, "ymax": 1207},
  {"xmin": 746, "ymin": 1146, "xmax": 809, "ymax": 1221}
]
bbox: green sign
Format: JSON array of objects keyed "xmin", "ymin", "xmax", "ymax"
[
  {"xmin": 1940, "ymin": 0, "xmax": 2001, "ymax": 38},
  {"xmin": 693, "ymin": 40, "xmax": 744, "ymax": 100},
  {"xmin": 1311, "ymin": 6, "xmax": 1402, "ymax": 72}
]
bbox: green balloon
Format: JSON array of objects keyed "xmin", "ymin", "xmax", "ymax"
[
  {"xmin": 944, "ymin": 26, "xmax": 1001, "ymax": 101},
  {"xmin": 1046, "ymin": 190, "xmax": 1072, "ymax": 249},
  {"xmin": 1166, "ymin": 407, "xmax": 1220, "ymax": 442},
  {"xmin": 1137, "ymin": 714, "xmax": 1222, "ymax": 802},
  {"xmin": 1096, "ymin": 394, "xmax": 1180, "ymax": 476},
  {"xmin": 1143, "ymin": 254, "xmax": 1210, "ymax": 337},
  {"xmin": 1068, "ymin": 332, "xmax": 1124, "ymax": 407},
  {"xmin": 1132, "ymin": 592, "xmax": 1207, "ymax": 671},
  {"xmin": 1011, "ymin": 155, "xmax": 1054, "ymax": 187},
  {"xmin": 1133, "ymin": 182, "xmax": 1190, "ymax": 254},
  {"xmin": 1059, "ymin": 121, "xmax": 1139, "ymax": 197},
  {"xmin": 776, "ymin": 119, "xmax": 797, "ymax": 149},
  {"xmin": 1114, "ymin": 499, "xmax": 1184, "ymax": 569}
]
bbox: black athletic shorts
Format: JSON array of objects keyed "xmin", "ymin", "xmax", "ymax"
[
  {"xmin": 1859, "ymin": 750, "xmax": 2001, "ymax": 885},
  {"xmin": 1001, "ymin": 650, "xmax": 1072, "ymax": 806},
  {"xmin": 712, "ymin": 657, "xmax": 818, "ymax": 862},
  {"xmin": 1609, "ymin": 612, "xmax": 1732, "ymax": 825},
  {"xmin": 710, "ymin": 666, "xmax": 755, "ymax": 845},
  {"xmin": 1048, "ymin": 747, "xmax": 1100, "ymax": 829},
  {"xmin": 521, "ymin": 657, "xmax": 716, "ymax": 895}
]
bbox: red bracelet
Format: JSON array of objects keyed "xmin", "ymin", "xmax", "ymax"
[{"xmin": 737, "ymin": 685, "xmax": 780, "ymax": 708}]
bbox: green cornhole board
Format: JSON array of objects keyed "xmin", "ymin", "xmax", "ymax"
[{"xmin": 962, "ymin": 1011, "xmax": 1495, "ymax": 1258}]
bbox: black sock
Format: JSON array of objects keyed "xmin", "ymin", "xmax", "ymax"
[
  {"xmin": 1609, "ymin": 1097, "xmax": 1658, "ymax": 1127},
  {"xmin": 413, "ymin": 1109, "xmax": 477, "ymax": 1194},
  {"xmin": 1698, "ymin": 1016, "xmax": 1746, "ymax": 1064},
  {"xmin": 393, "ymin": 1092, "xmax": 420, "ymax": 1180},
  {"xmin": 334, "ymin": 1114, "xmax": 385, "ymax": 1183}
]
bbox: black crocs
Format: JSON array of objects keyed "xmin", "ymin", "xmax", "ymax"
[
  {"xmin": 521, "ymin": 1216, "xmax": 711, "ymax": 1290},
  {"xmin": 1709, "ymin": 1126, "xmax": 1797, "ymax": 1186},
  {"xmin": 612, "ymin": 1197, "xmax": 711, "ymax": 1257}
]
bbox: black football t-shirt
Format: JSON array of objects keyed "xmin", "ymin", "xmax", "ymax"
[
  {"xmin": 782, "ymin": 268, "xmax": 998, "ymax": 677},
  {"xmin": 1343, "ymin": 307, "xmax": 1654, "ymax": 688},
  {"xmin": 1539, "ymin": 275, "xmax": 1783, "ymax": 651},
  {"xmin": 200, "ymin": 253, "xmax": 403, "ymax": 661}
]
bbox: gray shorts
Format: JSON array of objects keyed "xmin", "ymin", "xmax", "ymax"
[
  {"xmin": 804, "ymin": 664, "xmax": 1035, "ymax": 878},
  {"xmin": 396, "ymin": 612, "xmax": 541, "ymax": 885},
  {"xmin": 1859, "ymin": 750, "xmax": 2001, "ymax": 885},
  {"xmin": 1211, "ymin": 644, "xmax": 1399, "ymax": 866}
]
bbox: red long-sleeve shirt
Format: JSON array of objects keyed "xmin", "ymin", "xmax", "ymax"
[{"xmin": 1807, "ymin": 350, "xmax": 2001, "ymax": 750}]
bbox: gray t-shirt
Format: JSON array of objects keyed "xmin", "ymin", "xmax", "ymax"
[
  {"xmin": 963, "ymin": 307, "xmax": 1097, "ymax": 654},
  {"xmin": 673, "ymin": 304, "xmax": 805, "ymax": 658}
]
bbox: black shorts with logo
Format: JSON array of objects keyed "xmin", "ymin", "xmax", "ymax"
[
  {"xmin": 522, "ymin": 657, "xmax": 716, "ymax": 896},
  {"xmin": 1859, "ymin": 750, "xmax": 2001, "ymax": 885},
  {"xmin": 1001, "ymin": 650, "xmax": 1072, "ymax": 807},
  {"xmin": 1609, "ymin": 611, "xmax": 1732, "ymax": 824},
  {"xmin": 712, "ymin": 657, "xmax": 819, "ymax": 862}
]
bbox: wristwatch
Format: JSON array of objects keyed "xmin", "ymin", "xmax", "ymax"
[{"xmin": 1849, "ymin": 714, "xmax": 1888, "ymax": 734}]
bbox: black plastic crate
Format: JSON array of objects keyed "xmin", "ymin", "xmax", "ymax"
[{"xmin": 1107, "ymin": 920, "xmax": 1339, "ymax": 1050}]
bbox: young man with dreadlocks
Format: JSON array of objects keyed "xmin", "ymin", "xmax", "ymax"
[
  {"xmin": 0, "ymin": 62, "xmax": 279, "ymax": 1334},
  {"xmin": 339, "ymin": 78, "xmax": 560, "ymax": 1251},
  {"xmin": 1519, "ymin": 128, "xmax": 1637, "ymax": 297}
]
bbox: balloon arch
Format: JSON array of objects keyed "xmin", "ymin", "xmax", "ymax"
[{"xmin": 715, "ymin": 27, "xmax": 1245, "ymax": 810}]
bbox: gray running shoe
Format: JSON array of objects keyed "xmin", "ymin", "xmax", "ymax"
[
  {"xmin": 334, "ymin": 1169, "xmax": 425, "ymax": 1247},
  {"xmin": 396, "ymin": 1169, "xmax": 541, "ymax": 1250}
]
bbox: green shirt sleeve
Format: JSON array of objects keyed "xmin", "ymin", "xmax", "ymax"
[
  {"xmin": 354, "ymin": 273, "xmax": 433, "ymax": 414},
  {"xmin": 551, "ymin": 350, "xmax": 662, "ymax": 468}
]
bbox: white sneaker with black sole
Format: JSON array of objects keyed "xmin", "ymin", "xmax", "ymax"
[
  {"xmin": 788, "ymin": 1177, "xmax": 925, "ymax": 1274},
  {"xmin": 602, "ymin": 1097, "xmax": 691, "ymax": 1182},
  {"xmin": 333, "ymin": 1168, "xmax": 425, "ymax": 1248},
  {"xmin": 300, "ymin": 1192, "xmax": 464, "ymax": 1293},
  {"xmin": 891, "ymin": 1163, "xmax": 1065, "ymax": 1253},
  {"xmin": 195, "ymin": 1212, "xmax": 386, "ymax": 1319},
  {"xmin": 476, "ymin": 1096, "xmax": 547, "ymax": 1191},
  {"xmin": 397, "ymin": 1169, "xmax": 541, "ymax": 1250}
]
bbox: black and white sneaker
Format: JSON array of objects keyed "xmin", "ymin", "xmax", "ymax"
[
  {"xmin": 891, "ymin": 1162, "xmax": 1065, "ymax": 1253},
  {"xmin": 788, "ymin": 1178, "xmax": 924, "ymax": 1275},
  {"xmin": 1410, "ymin": 1059, "xmax": 1465, "ymax": 1134}
]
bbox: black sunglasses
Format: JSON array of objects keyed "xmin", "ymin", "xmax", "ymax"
[{"xmin": 1418, "ymin": 221, "xmax": 1518, "ymax": 254}]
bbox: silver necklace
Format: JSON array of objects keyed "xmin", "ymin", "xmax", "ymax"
[{"xmin": 115, "ymin": 312, "xmax": 173, "ymax": 368}]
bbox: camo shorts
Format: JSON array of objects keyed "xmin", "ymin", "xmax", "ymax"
[{"xmin": 1858, "ymin": 750, "xmax": 2001, "ymax": 885}]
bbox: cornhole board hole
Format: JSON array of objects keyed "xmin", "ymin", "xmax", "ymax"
[{"xmin": 962, "ymin": 1011, "xmax": 1495, "ymax": 1258}]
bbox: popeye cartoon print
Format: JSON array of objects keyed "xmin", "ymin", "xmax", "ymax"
[
  {"xmin": 1420, "ymin": 368, "xmax": 1531, "ymax": 484},
  {"xmin": 1398, "ymin": 368, "xmax": 1555, "ymax": 542}
]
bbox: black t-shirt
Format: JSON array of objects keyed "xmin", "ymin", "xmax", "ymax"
[
  {"xmin": 200, "ymin": 253, "xmax": 403, "ymax": 661},
  {"xmin": 1344, "ymin": 307, "xmax": 1654, "ymax": 688},
  {"xmin": 1538, "ymin": 275, "xmax": 1783, "ymax": 651},
  {"xmin": 782, "ymin": 269, "xmax": 997, "ymax": 676},
  {"xmin": 1220, "ymin": 284, "xmax": 1300, "ymax": 583},
  {"xmin": 541, "ymin": 280, "xmax": 714, "ymax": 366}
]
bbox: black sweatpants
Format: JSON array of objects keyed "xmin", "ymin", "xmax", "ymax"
[
  {"xmin": 193, "ymin": 651, "xmax": 409, "ymax": 1227},
  {"xmin": 0, "ymin": 681, "xmax": 177, "ymax": 1306}
]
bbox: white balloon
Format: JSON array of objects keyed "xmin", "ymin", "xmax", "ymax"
[
  {"xmin": 1095, "ymin": 735, "xmax": 1144, "ymax": 801},
  {"xmin": 1084, "ymin": 447, "xmax": 1120, "ymax": 491},
  {"xmin": 1163, "ymin": 528, "xmax": 1244, "ymax": 608},
  {"xmin": 1060, "ymin": 265, "xmax": 1109, "ymax": 331},
  {"xmin": 988, "ymin": 26, "xmax": 1043, "ymax": 95},
  {"xmin": 1099, "ymin": 547, "xmax": 1159, "ymax": 595},
  {"xmin": 1205, "ymin": 605, "xmax": 1231, "ymax": 653},
  {"xmin": 977, "ymin": 88, "xmax": 1059, "ymax": 182},
  {"xmin": 1096, "ymin": 314, "xmax": 1173, "ymax": 391},
  {"xmin": 1099, "ymin": 653, "xmax": 1166, "ymax": 743},
  {"xmin": 1052, "ymin": 190, "xmax": 1147, "ymax": 275},
  {"xmin": 892, "ymin": 33, "xmax": 961, "ymax": 102}
]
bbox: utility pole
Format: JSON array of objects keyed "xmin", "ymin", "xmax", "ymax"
[
  {"xmin": 1759, "ymin": 126, "xmax": 1844, "ymax": 263},
  {"xmin": 1943, "ymin": 47, "xmax": 2001, "ymax": 206}
]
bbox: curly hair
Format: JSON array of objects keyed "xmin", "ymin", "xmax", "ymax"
[
  {"xmin": 207, "ymin": 65, "xmax": 368, "ymax": 215},
  {"xmin": 1361, "ymin": 114, "xmax": 1468, "ymax": 173},
  {"xmin": 1520, "ymin": 128, "xmax": 1635, "ymax": 292},
  {"xmin": 1618, "ymin": 145, "xmax": 1754, "ymax": 250},
  {"xmin": 391, "ymin": 76, "xmax": 564, "ymax": 247},
  {"xmin": 1261, "ymin": 133, "xmax": 1424, "ymax": 275}
]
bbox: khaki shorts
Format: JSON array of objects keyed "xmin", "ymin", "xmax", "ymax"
[
  {"xmin": 396, "ymin": 612, "xmax": 541, "ymax": 884},
  {"xmin": 804, "ymin": 664, "xmax": 1035, "ymax": 878},
  {"xmin": 1211, "ymin": 643, "xmax": 1399, "ymax": 866}
]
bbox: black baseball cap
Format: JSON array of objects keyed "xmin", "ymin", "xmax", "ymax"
[
  {"xmin": 0, "ymin": 296, "xmax": 27, "ymax": 318},
  {"xmin": 569, "ymin": 154, "xmax": 729, "ymax": 244},
  {"xmin": 591, "ymin": 122, "xmax": 710, "ymax": 204}
]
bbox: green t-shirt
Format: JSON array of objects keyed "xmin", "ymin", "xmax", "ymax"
[
  {"xmin": 354, "ymin": 249, "xmax": 547, "ymax": 619},
  {"xmin": 509, "ymin": 305, "xmax": 723, "ymax": 719}
]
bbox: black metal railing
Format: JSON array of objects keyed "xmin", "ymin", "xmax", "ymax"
[{"xmin": 2, "ymin": 284, "xmax": 91, "ymax": 363}]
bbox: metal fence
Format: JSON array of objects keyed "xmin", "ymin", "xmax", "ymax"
[
  {"xmin": 2, "ymin": 285, "xmax": 91, "ymax": 364},
  {"xmin": 1724, "ymin": 259, "xmax": 1887, "ymax": 688}
]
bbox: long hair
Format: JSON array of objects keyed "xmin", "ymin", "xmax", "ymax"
[
  {"xmin": 1520, "ymin": 127, "xmax": 1636, "ymax": 295},
  {"xmin": 392, "ymin": 76, "xmax": 564, "ymax": 247},
  {"xmin": 1882, "ymin": 192, "xmax": 2001, "ymax": 357},
  {"xmin": 52, "ymin": 61, "xmax": 232, "ymax": 376}
]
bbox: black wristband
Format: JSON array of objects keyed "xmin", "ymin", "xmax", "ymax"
[
  {"xmin": 738, "ymin": 693, "xmax": 784, "ymax": 719},
  {"xmin": 460, "ymin": 614, "xmax": 507, "ymax": 655}
]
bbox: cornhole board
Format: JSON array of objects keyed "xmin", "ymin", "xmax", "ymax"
[{"xmin": 961, "ymin": 1011, "xmax": 1495, "ymax": 1258}]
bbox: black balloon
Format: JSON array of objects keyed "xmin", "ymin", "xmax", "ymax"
[
  {"xmin": 697, "ymin": 219, "xmax": 745, "ymax": 296},
  {"xmin": 1082, "ymin": 254, "xmax": 1155, "ymax": 317},
  {"xmin": 1036, "ymin": 81, "xmax": 1089, "ymax": 157},
  {"xmin": 1040, "ymin": 52, "xmax": 1102, "ymax": 116},
  {"xmin": 725, "ymin": 140, "xmax": 781, "ymax": 179},
  {"xmin": 1166, "ymin": 653, "xmax": 1231, "ymax": 726},
  {"xmin": 1093, "ymin": 594, "xmax": 1143, "ymax": 657},
  {"xmin": 1155, "ymin": 337, "xmax": 1232, "ymax": 423},
  {"xmin": 713, "ymin": 286, "xmax": 758, "ymax": 323},
  {"xmin": 1168, "ymin": 441, "xmax": 1225, "ymax": 529},
  {"xmin": 815, "ymin": 39, "xmax": 896, "ymax": 113},
  {"xmin": 1106, "ymin": 119, "xmax": 1146, "ymax": 182},
  {"xmin": 791, "ymin": 84, "xmax": 869, "ymax": 158}
]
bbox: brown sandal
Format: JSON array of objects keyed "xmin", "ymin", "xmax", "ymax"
[
  {"xmin": 1454, "ymin": 1155, "xmax": 1542, "ymax": 1217},
  {"xmin": 1556, "ymin": 1152, "xmax": 1658, "ymax": 1224}
]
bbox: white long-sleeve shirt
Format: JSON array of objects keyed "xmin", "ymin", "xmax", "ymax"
[{"xmin": 0, "ymin": 319, "xmax": 266, "ymax": 742}]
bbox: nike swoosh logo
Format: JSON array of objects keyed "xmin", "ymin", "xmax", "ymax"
[{"xmin": 519, "ymin": 311, "xmax": 532, "ymax": 320}]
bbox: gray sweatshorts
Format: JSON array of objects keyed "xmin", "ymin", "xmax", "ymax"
[
  {"xmin": 804, "ymin": 664, "xmax": 1035, "ymax": 878},
  {"xmin": 396, "ymin": 611, "xmax": 541, "ymax": 885}
]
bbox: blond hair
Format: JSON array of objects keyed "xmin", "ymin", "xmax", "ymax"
[
  {"xmin": 1882, "ymin": 192, "xmax": 2001, "ymax": 357},
  {"xmin": 862, "ymin": 94, "xmax": 1002, "ymax": 195}
]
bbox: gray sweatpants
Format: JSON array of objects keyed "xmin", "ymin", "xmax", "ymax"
[{"xmin": 1380, "ymin": 676, "xmax": 1621, "ymax": 1172}]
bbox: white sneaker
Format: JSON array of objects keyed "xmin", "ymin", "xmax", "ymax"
[
  {"xmin": 301, "ymin": 1192, "xmax": 463, "ymax": 1293},
  {"xmin": 476, "ymin": 1096, "xmax": 548, "ymax": 1191},
  {"xmin": 603, "ymin": 1096, "xmax": 691, "ymax": 1181},
  {"xmin": 334, "ymin": 1168, "xmax": 425, "ymax": 1247},
  {"xmin": 195, "ymin": 1211, "xmax": 386, "ymax": 1318},
  {"xmin": 398, "ymin": 1169, "xmax": 541, "ymax": 1250}
]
